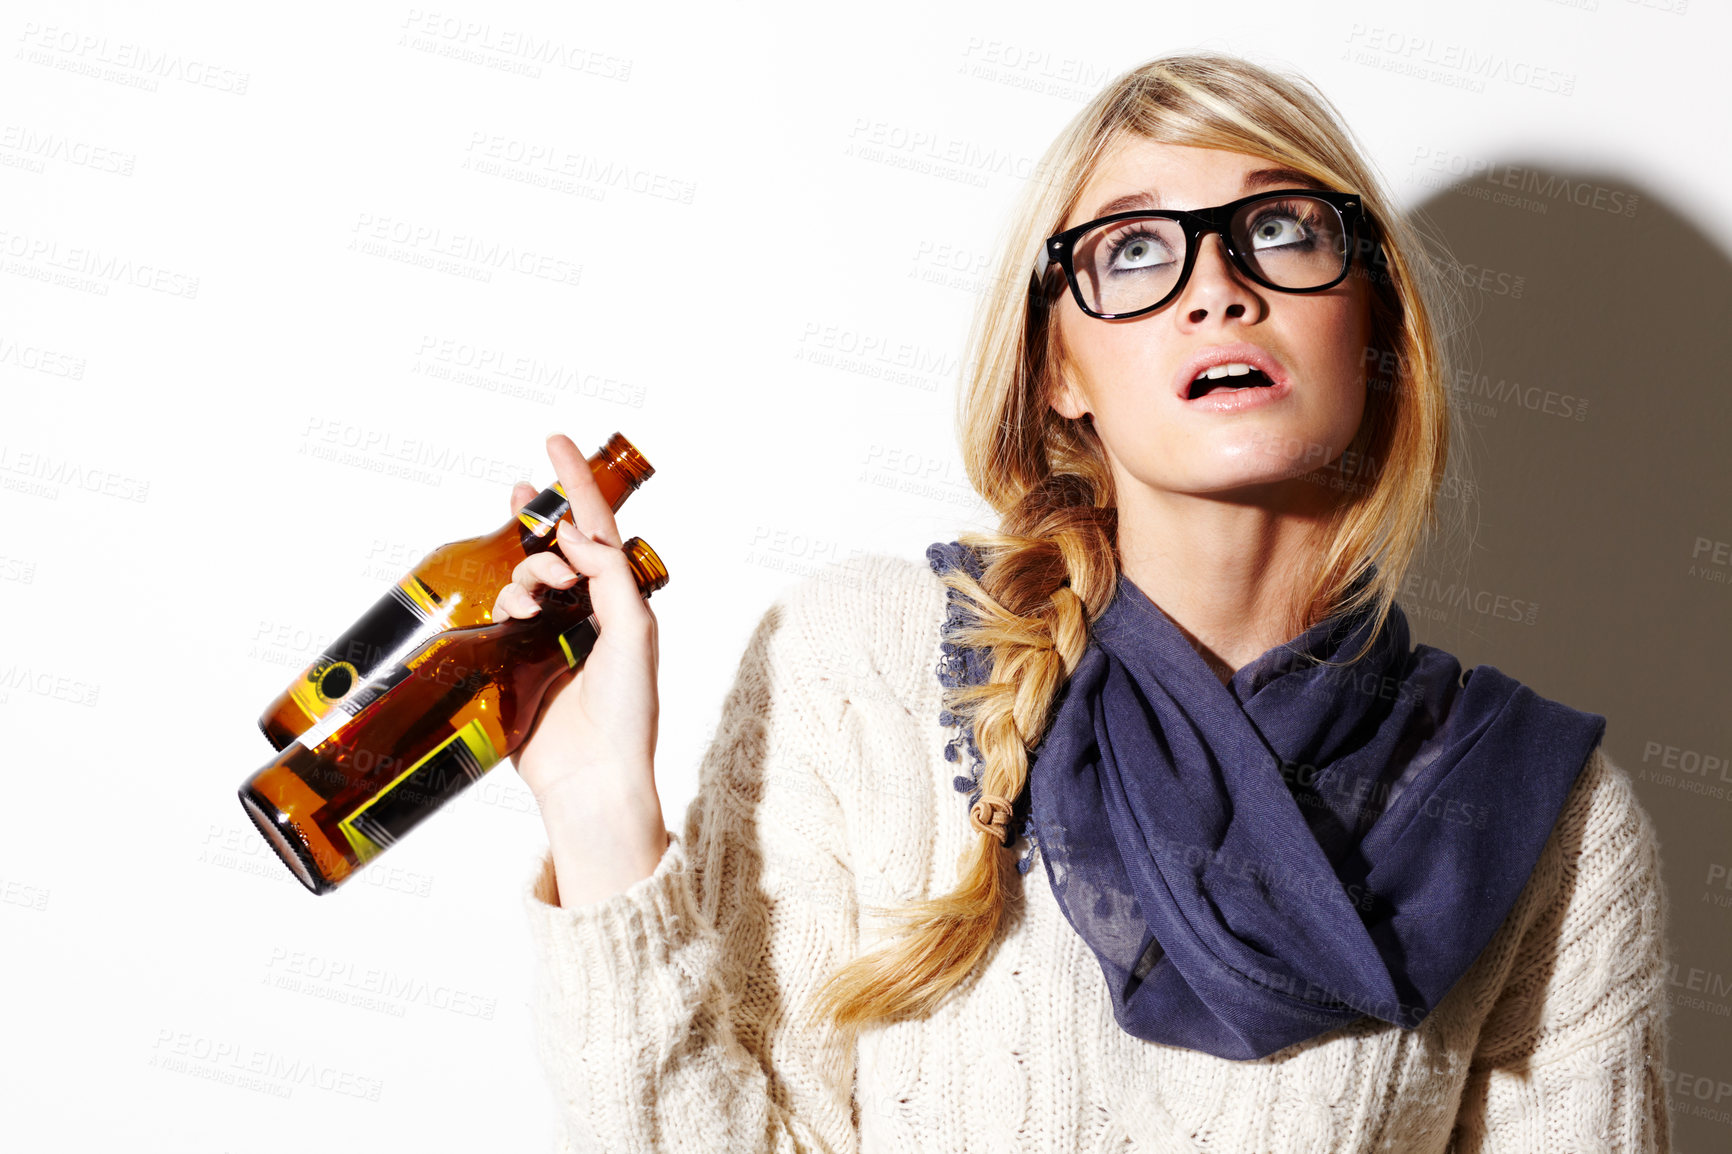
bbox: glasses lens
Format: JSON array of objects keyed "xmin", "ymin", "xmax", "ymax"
[
  {"xmin": 1230, "ymin": 195, "xmax": 1349, "ymax": 290},
  {"xmin": 1070, "ymin": 216, "xmax": 1189, "ymax": 316}
]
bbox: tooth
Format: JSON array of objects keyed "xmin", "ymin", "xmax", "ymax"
[
  {"xmin": 1226, "ymin": 363, "xmax": 1251, "ymax": 377},
  {"xmin": 1205, "ymin": 365, "xmax": 1230, "ymax": 380}
]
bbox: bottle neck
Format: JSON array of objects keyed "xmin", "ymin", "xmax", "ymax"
[
  {"xmin": 515, "ymin": 436, "xmax": 651, "ymax": 540},
  {"xmin": 515, "ymin": 477, "xmax": 632, "ymax": 541}
]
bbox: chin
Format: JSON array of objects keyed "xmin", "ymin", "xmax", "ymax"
[
  {"xmin": 1174, "ymin": 452, "xmax": 1338, "ymax": 497},
  {"xmin": 1209, "ymin": 425, "xmax": 1352, "ymax": 475}
]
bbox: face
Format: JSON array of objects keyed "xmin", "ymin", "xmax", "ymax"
[{"xmin": 1049, "ymin": 139, "xmax": 1372, "ymax": 506}]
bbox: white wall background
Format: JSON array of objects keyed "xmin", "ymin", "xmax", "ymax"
[{"xmin": 3, "ymin": 0, "xmax": 1728, "ymax": 1150}]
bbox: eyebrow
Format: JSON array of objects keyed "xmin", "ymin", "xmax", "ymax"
[{"xmin": 1088, "ymin": 167, "xmax": 1330, "ymax": 220}]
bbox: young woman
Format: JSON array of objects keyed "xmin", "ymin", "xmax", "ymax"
[{"xmin": 496, "ymin": 53, "xmax": 1671, "ymax": 1153}]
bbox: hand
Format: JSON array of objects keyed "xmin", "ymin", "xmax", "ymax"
[{"xmin": 493, "ymin": 434, "xmax": 662, "ymax": 829}]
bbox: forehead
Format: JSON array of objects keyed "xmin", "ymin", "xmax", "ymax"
[{"xmin": 1066, "ymin": 138, "xmax": 1323, "ymax": 227}]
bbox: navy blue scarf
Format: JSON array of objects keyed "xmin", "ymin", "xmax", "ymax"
[{"xmin": 928, "ymin": 539, "xmax": 1606, "ymax": 1061}]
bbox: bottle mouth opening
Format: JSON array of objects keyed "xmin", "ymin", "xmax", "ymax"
[{"xmin": 602, "ymin": 431, "xmax": 655, "ymax": 488}]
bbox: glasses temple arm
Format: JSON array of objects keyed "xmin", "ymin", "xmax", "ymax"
[{"xmin": 1032, "ymin": 244, "xmax": 1051, "ymax": 283}]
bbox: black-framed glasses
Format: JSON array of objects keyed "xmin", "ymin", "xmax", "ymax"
[{"xmin": 1035, "ymin": 188, "xmax": 1372, "ymax": 320}]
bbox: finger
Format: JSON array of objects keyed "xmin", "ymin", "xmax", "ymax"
[
  {"xmin": 546, "ymin": 432, "xmax": 622, "ymax": 549},
  {"xmin": 555, "ymin": 520, "xmax": 652, "ymax": 630},
  {"xmin": 510, "ymin": 550, "xmax": 579, "ymax": 593},
  {"xmin": 509, "ymin": 480, "xmax": 538, "ymax": 517},
  {"xmin": 491, "ymin": 581, "xmax": 543, "ymax": 622}
]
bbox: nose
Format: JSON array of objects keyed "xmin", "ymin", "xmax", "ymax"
[{"xmin": 1178, "ymin": 231, "xmax": 1255, "ymax": 323}]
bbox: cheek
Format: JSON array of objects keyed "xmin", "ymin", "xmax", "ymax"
[
  {"xmin": 1332, "ymin": 291, "xmax": 1376, "ymax": 383},
  {"xmin": 1296, "ymin": 297, "xmax": 1373, "ymax": 401},
  {"xmin": 1054, "ymin": 309, "xmax": 1121, "ymax": 413},
  {"xmin": 1060, "ymin": 313, "xmax": 1160, "ymax": 404},
  {"xmin": 1307, "ymin": 303, "xmax": 1374, "ymax": 447}
]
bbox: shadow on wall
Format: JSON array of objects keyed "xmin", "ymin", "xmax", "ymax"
[{"xmin": 1402, "ymin": 163, "xmax": 1732, "ymax": 1151}]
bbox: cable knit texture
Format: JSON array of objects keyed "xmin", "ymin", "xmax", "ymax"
[{"xmin": 522, "ymin": 553, "xmax": 1674, "ymax": 1153}]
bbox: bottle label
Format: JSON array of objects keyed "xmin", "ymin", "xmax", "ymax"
[
  {"xmin": 336, "ymin": 717, "xmax": 501, "ymax": 865},
  {"xmin": 516, "ymin": 482, "xmax": 569, "ymax": 539},
  {"xmin": 557, "ymin": 612, "xmax": 601, "ymax": 670},
  {"xmin": 286, "ymin": 577, "xmax": 458, "ymax": 736},
  {"xmin": 291, "ymin": 660, "xmax": 412, "ymax": 754}
]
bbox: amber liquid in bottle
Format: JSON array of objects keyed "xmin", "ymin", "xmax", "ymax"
[
  {"xmin": 239, "ymin": 537, "xmax": 669, "ymax": 895},
  {"xmin": 256, "ymin": 432, "xmax": 653, "ymax": 752}
]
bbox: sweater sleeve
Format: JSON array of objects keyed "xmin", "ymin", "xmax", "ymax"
[
  {"xmin": 1449, "ymin": 745, "xmax": 1674, "ymax": 1154},
  {"xmin": 520, "ymin": 576, "xmax": 863, "ymax": 1153}
]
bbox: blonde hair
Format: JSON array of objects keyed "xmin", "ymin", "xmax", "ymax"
[{"xmin": 807, "ymin": 50, "xmax": 1469, "ymax": 1041}]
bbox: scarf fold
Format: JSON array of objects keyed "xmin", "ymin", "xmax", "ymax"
[{"xmin": 927, "ymin": 539, "xmax": 1606, "ymax": 1061}]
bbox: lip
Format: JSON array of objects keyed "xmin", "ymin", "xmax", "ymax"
[{"xmin": 1172, "ymin": 342, "xmax": 1294, "ymax": 410}]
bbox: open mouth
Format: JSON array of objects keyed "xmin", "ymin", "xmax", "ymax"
[{"xmin": 1186, "ymin": 368, "xmax": 1276, "ymax": 400}]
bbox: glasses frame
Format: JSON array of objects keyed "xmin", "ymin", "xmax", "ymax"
[{"xmin": 1035, "ymin": 187, "xmax": 1372, "ymax": 321}]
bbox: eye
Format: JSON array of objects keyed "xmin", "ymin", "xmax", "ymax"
[
  {"xmin": 1106, "ymin": 228, "xmax": 1176, "ymax": 272},
  {"xmin": 1246, "ymin": 209, "xmax": 1316, "ymax": 251}
]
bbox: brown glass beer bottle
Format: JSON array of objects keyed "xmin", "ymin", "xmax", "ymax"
[
  {"xmin": 239, "ymin": 536, "xmax": 669, "ymax": 895},
  {"xmin": 256, "ymin": 432, "xmax": 653, "ymax": 751}
]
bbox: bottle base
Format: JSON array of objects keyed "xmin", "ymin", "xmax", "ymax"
[{"xmin": 238, "ymin": 785, "xmax": 336, "ymax": 896}]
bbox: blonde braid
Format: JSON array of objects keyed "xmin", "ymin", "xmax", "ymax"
[
  {"xmin": 948, "ymin": 534, "xmax": 1096, "ymax": 849},
  {"xmin": 808, "ymin": 480, "xmax": 1117, "ymax": 1039}
]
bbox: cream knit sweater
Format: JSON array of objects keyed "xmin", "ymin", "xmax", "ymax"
[{"xmin": 522, "ymin": 553, "xmax": 1674, "ymax": 1153}]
